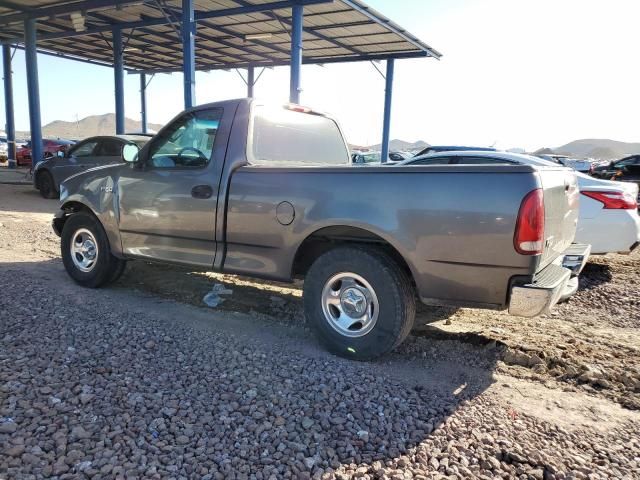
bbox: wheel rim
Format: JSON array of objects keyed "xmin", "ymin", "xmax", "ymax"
[
  {"xmin": 321, "ymin": 272, "xmax": 379, "ymax": 338},
  {"xmin": 70, "ymin": 228, "xmax": 99, "ymax": 273}
]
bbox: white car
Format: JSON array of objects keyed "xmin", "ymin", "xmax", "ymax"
[
  {"xmin": 402, "ymin": 151, "xmax": 640, "ymax": 255},
  {"xmin": 574, "ymin": 172, "xmax": 640, "ymax": 254}
]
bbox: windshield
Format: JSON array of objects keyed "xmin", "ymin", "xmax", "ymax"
[{"xmin": 250, "ymin": 106, "xmax": 349, "ymax": 166}]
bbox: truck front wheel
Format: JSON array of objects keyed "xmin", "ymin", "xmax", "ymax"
[
  {"xmin": 61, "ymin": 212, "xmax": 125, "ymax": 288},
  {"xmin": 303, "ymin": 246, "xmax": 415, "ymax": 360}
]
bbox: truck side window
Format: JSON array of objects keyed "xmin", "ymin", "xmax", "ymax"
[
  {"xmin": 250, "ymin": 106, "xmax": 349, "ymax": 166},
  {"xmin": 148, "ymin": 108, "xmax": 223, "ymax": 169}
]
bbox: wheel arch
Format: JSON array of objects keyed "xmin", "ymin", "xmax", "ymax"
[
  {"xmin": 291, "ymin": 224, "xmax": 417, "ymax": 291},
  {"xmin": 55, "ymin": 198, "xmax": 124, "ymax": 258}
]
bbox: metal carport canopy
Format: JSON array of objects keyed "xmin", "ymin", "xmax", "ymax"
[{"xmin": 0, "ymin": 0, "xmax": 441, "ymax": 165}]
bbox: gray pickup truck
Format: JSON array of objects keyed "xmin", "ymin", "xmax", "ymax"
[{"xmin": 53, "ymin": 99, "xmax": 584, "ymax": 359}]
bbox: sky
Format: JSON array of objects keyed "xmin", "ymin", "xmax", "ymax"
[{"xmin": 0, "ymin": 0, "xmax": 638, "ymax": 151}]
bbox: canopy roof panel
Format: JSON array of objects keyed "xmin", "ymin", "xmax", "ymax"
[{"xmin": 0, "ymin": 0, "xmax": 441, "ymax": 72}]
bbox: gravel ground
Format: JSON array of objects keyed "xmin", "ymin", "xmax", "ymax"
[{"xmin": 1, "ymin": 184, "xmax": 640, "ymax": 479}]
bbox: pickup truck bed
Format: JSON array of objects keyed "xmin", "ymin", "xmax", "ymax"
[{"xmin": 52, "ymin": 98, "xmax": 584, "ymax": 359}]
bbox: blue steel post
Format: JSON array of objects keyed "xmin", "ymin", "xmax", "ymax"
[
  {"xmin": 24, "ymin": 19, "xmax": 43, "ymax": 169},
  {"xmin": 140, "ymin": 73, "xmax": 147, "ymax": 134},
  {"xmin": 182, "ymin": 0, "xmax": 195, "ymax": 108},
  {"xmin": 247, "ymin": 66, "xmax": 255, "ymax": 97},
  {"xmin": 2, "ymin": 44, "xmax": 16, "ymax": 167},
  {"xmin": 113, "ymin": 27, "xmax": 125, "ymax": 134},
  {"xmin": 380, "ymin": 58, "xmax": 395, "ymax": 164},
  {"xmin": 289, "ymin": 4, "xmax": 303, "ymax": 104}
]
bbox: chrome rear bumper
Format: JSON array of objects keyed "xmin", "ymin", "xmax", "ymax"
[
  {"xmin": 509, "ymin": 264, "xmax": 571, "ymax": 317},
  {"xmin": 562, "ymin": 243, "xmax": 591, "ymax": 276}
]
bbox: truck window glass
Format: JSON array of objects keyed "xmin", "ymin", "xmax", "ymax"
[
  {"xmin": 149, "ymin": 108, "xmax": 223, "ymax": 169},
  {"xmin": 251, "ymin": 106, "xmax": 349, "ymax": 166}
]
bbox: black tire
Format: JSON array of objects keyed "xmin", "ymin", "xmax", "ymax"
[
  {"xmin": 61, "ymin": 212, "xmax": 124, "ymax": 288},
  {"xmin": 303, "ymin": 245, "xmax": 416, "ymax": 360},
  {"xmin": 37, "ymin": 170, "xmax": 58, "ymax": 199},
  {"xmin": 108, "ymin": 259, "xmax": 127, "ymax": 284}
]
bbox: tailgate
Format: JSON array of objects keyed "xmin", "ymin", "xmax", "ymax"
[{"xmin": 537, "ymin": 167, "xmax": 579, "ymax": 269}]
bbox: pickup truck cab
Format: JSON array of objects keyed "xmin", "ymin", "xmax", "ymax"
[{"xmin": 53, "ymin": 99, "xmax": 584, "ymax": 359}]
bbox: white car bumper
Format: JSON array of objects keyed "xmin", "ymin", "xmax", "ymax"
[{"xmin": 576, "ymin": 209, "xmax": 640, "ymax": 254}]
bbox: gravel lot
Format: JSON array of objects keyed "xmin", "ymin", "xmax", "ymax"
[{"xmin": 1, "ymin": 184, "xmax": 639, "ymax": 479}]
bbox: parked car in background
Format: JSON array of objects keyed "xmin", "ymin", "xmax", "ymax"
[
  {"xmin": 413, "ymin": 145, "xmax": 497, "ymax": 157},
  {"xmin": 33, "ymin": 134, "xmax": 150, "ymax": 198},
  {"xmin": 388, "ymin": 151, "xmax": 412, "ymax": 162},
  {"xmin": 535, "ymin": 153, "xmax": 592, "ymax": 174},
  {"xmin": 402, "ymin": 151, "xmax": 640, "ymax": 255},
  {"xmin": 351, "ymin": 151, "xmax": 381, "ymax": 164},
  {"xmin": 53, "ymin": 99, "xmax": 584, "ymax": 359},
  {"xmin": 592, "ymin": 155, "xmax": 640, "ymax": 180},
  {"xmin": 16, "ymin": 138, "xmax": 75, "ymax": 167},
  {"xmin": 0, "ymin": 138, "xmax": 7, "ymax": 161}
]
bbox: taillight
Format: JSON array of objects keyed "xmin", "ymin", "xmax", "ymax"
[
  {"xmin": 582, "ymin": 190, "xmax": 637, "ymax": 209},
  {"xmin": 514, "ymin": 188, "xmax": 545, "ymax": 255}
]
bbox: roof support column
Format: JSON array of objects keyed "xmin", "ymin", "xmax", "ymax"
[
  {"xmin": 113, "ymin": 27, "xmax": 125, "ymax": 134},
  {"xmin": 140, "ymin": 72, "xmax": 147, "ymax": 134},
  {"xmin": 2, "ymin": 45, "xmax": 16, "ymax": 168},
  {"xmin": 380, "ymin": 58, "xmax": 395, "ymax": 164},
  {"xmin": 247, "ymin": 66, "xmax": 255, "ymax": 98},
  {"xmin": 289, "ymin": 3, "xmax": 303, "ymax": 103},
  {"xmin": 182, "ymin": 0, "xmax": 196, "ymax": 108},
  {"xmin": 24, "ymin": 19, "xmax": 42, "ymax": 169}
]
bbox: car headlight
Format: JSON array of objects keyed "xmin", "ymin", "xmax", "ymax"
[{"xmin": 59, "ymin": 184, "xmax": 69, "ymax": 202}]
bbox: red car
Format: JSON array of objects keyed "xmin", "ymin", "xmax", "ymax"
[{"xmin": 16, "ymin": 138, "xmax": 75, "ymax": 167}]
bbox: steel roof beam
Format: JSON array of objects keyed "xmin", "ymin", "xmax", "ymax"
[
  {"xmin": 134, "ymin": 13, "xmax": 275, "ymax": 64},
  {"xmin": 134, "ymin": 50, "xmax": 429, "ymax": 74},
  {"xmin": 89, "ymin": 11, "xmax": 239, "ymax": 66},
  {"xmin": 0, "ymin": 0, "xmax": 332, "ymax": 43},
  {"xmin": 0, "ymin": 0, "xmax": 143, "ymax": 26},
  {"xmin": 232, "ymin": 0, "xmax": 361, "ymax": 55},
  {"xmin": 339, "ymin": 0, "xmax": 441, "ymax": 58}
]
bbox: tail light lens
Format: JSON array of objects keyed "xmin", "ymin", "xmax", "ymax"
[
  {"xmin": 514, "ymin": 188, "xmax": 545, "ymax": 255},
  {"xmin": 582, "ymin": 190, "xmax": 637, "ymax": 209}
]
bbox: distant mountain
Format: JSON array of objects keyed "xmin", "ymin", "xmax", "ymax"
[
  {"xmin": 17, "ymin": 113, "xmax": 164, "ymax": 140},
  {"xmin": 351, "ymin": 139, "xmax": 429, "ymax": 152},
  {"xmin": 543, "ymin": 139, "xmax": 640, "ymax": 160}
]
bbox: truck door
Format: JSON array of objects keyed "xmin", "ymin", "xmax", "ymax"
[{"xmin": 117, "ymin": 107, "xmax": 225, "ymax": 267}]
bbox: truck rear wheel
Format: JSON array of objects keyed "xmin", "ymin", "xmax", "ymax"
[
  {"xmin": 61, "ymin": 212, "xmax": 124, "ymax": 288},
  {"xmin": 303, "ymin": 246, "xmax": 415, "ymax": 360}
]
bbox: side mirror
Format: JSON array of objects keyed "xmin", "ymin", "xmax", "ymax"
[
  {"xmin": 122, "ymin": 144, "xmax": 140, "ymax": 163},
  {"xmin": 57, "ymin": 150, "xmax": 65, "ymax": 158}
]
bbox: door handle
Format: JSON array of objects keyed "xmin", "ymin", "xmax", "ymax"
[{"xmin": 191, "ymin": 184, "xmax": 213, "ymax": 199}]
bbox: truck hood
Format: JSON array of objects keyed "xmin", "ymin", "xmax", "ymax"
[
  {"xmin": 59, "ymin": 163, "xmax": 127, "ymax": 208},
  {"xmin": 61, "ymin": 163, "xmax": 126, "ymax": 191}
]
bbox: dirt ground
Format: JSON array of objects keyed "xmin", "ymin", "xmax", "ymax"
[{"xmin": 1, "ymin": 183, "xmax": 639, "ymax": 479}]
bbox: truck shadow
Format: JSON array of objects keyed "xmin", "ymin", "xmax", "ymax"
[
  {"xmin": 576, "ymin": 261, "xmax": 613, "ymax": 291},
  {"xmin": 4, "ymin": 258, "xmax": 500, "ymax": 476}
]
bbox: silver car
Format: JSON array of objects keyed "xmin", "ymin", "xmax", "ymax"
[{"xmin": 33, "ymin": 134, "xmax": 151, "ymax": 198}]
